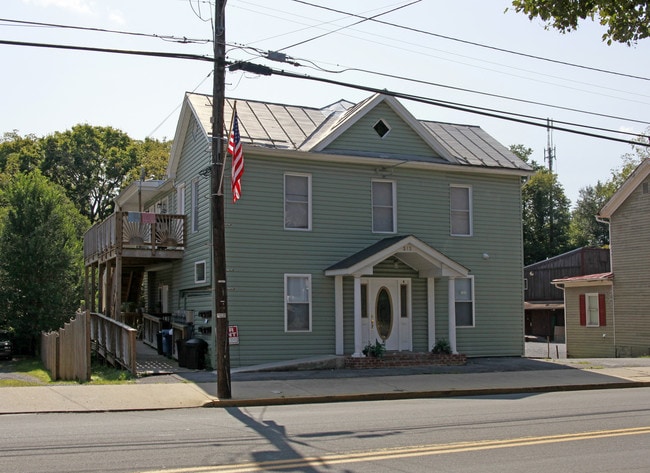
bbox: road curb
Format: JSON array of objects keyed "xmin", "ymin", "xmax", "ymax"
[{"xmin": 204, "ymin": 381, "xmax": 650, "ymax": 408}]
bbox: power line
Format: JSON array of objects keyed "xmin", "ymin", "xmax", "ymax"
[
  {"xmin": 277, "ymin": 0, "xmax": 420, "ymax": 52},
  {"xmin": 290, "ymin": 0, "xmax": 650, "ymax": 82},
  {"xmin": 0, "ymin": 39, "xmax": 213, "ymax": 61},
  {"xmin": 0, "ymin": 18, "xmax": 211, "ymax": 44},
  {"xmin": 2, "ymin": 36, "xmax": 647, "ymax": 146},
  {"xmin": 229, "ymin": 61, "xmax": 650, "ymax": 147}
]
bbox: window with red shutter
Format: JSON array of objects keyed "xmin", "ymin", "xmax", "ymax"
[
  {"xmin": 579, "ymin": 294, "xmax": 586, "ymax": 326},
  {"xmin": 598, "ymin": 293, "xmax": 607, "ymax": 326}
]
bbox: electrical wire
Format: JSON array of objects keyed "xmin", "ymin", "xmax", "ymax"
[
  {"xmin": 0, "ymin": 18, "xmax": 211, "ymax": 44},
  {"xmin": 232, "ymin": 62, "xmax": 649, "ymax": 147},
  {"xmin": 290, "ymin": 0, "xmax": 650, "ymax": 82},
  {"xmin": 277, "ymin": 0, "xmax": 420, "ymax": 52}
]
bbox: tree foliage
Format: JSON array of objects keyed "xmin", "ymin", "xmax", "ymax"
[
  {"xmin": 522, "ymin": 168, "xmax": 572, "ymax": 265},
  {"xmin": 0, "ymin": 171, "xmax": 88, "ymax": 354},
  {"xmin": 510, "ymin": 0, "xmax": 650, "ymax": 45},
  {"xmin": 40, "ymin": 125, "xmax": 139, "ymax": 223},
  {"xmin": 569, "ymin": 181, "xmax": 614, "ymax": 247}
]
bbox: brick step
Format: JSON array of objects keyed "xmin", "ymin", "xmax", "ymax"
[{"xmin": 344, "ymin": 352, "xmax": 466, "ymax": 369}]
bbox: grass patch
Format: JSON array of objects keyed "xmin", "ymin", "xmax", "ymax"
[{"xmin": 0, "ymin": 357, "xmax": 135, "ymax": 386}]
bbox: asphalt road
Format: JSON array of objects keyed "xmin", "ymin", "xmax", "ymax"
[{"xmin": 3, "ymin": 387, "xmax": 650, "ymax": 472}]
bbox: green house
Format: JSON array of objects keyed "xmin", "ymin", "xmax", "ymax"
[{"xmin": 84, "ymin": 92, "xmax": 532, "ymax": 368}]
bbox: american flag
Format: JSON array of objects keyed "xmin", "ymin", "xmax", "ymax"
[{"xmin": 228, "ymin": 111, "xmax": 244, "ymax": 203}]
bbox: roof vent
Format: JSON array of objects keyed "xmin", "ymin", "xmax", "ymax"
[{"xmin": 373, "ymin": 119, "xmax": 390, "ymax": 139}]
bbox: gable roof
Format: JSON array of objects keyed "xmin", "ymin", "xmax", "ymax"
[
  {"xmin": 168, "ymin": 92, "xmax": 532, "ymax": 179},
  {"xmin": 552, "ymin": 272, "xmax": 613, "ymax": 288},
  {"xmin": 324, "ymin": 235, "xmax": 469, "ymax": 278},
  {"xmin": 598, "ymin": 158, "xmax": 650, "ymax": 219}
]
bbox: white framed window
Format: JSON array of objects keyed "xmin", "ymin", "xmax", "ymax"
[
  {"xmin": 176, "ymin": 183, "xmax": 185, "ymax": 215},
  {"xmin": 285, "ymin": 274, "xmax": 311, "ymax": 332},
  {"xmin": 191, "ymin": 179, "xmax": 199, "ymax": 233},
  {"xmin": 586, "ymin": 294, "xmax": 600, "ymax": 326},
  {"xmin": 372, "ymin": 179, "xmax": 396, "ymax": 233},
  {"xmin": 455, "ymin": 276, "xmax": 475, "ymax": 327},
  {"xmin": 450, "ymin": 185, "xmax": 472, "ymax": 236},
  {"xmin": 284, "ymin": 173, "xmax": 311, "ymax": 230},
  {"xmin": 194, "ymin": 260, "xmax": 206, "ymax": 284}
]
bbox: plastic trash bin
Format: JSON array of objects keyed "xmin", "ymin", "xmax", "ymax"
[
  {"xmin": 184, "ymin": 338, "xmax": 208, "ymax": 369},
  {"xmin": 161, "ymin": 329, "xmax": 173, "ymax": 357}
]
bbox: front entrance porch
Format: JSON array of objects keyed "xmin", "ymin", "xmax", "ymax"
[{"xmin": 325, "ymin": 235, "xmax": 470, "ymax": 357}]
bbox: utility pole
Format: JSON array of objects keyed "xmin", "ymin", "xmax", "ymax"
[
  {"xmin": 211, "ymin": 0, "xmax": 231, "ymax": 399},
  {"xmin": 545, "ymin": 118, "xmax": 556, "ymax": 253}
]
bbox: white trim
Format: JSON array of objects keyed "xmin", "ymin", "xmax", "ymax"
[
  {"xmin": 284, "ymin": 173, "xmax": 312, "ymax": 231},
  {"xmin": 371, "ymin": 179, "xmax": 397, "ymax": 234},
  {"xmin": 284, "ymin": 274, "xmax": 312, "ymax": 332},
  {"xmin": 191, "ymin": 178, "xmax": 199, "ymax": 233},
  {"xmin": 455, "ymin": 275, "xmax": 476, "ymax": 328},
  {"xmin": 353, "ymin": 277, "xmax": 363, "ymax": 357},
  {"xmin": 450, "ymin": 184, "xmax": 473, "ymax": 237},
  {"xmin": 427, "ymin": 277, "xmax": 436, "ymax": 351},
  {"xmin": 176, "ymin": 183, "xmax": 186, "ymax": 215},
  {"xmin": 448, "ymin": 278, "xmax": 457, "ymax": 354},
  {"xmin": 334, "ymin": 275, "xmax": 344, "ymax": 355}
]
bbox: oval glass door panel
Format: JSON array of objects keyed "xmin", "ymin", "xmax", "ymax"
[{"xmin": 375, "ymin": 287, "xmax": 393, "ymax": 341}]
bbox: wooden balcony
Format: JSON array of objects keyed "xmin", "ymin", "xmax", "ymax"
[{"xmin": 84, "ymin": 211, "xmax": 185, "ymax": 266}]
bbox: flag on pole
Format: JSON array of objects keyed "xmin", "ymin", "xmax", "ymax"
[{"xmin": 228, "ymin": 111, "xmax": 244, "ymax": 203}]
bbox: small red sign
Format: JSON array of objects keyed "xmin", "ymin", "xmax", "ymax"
[{"xmin": 228, "ymin": 325, "xmax": 239, "ymax": 345}]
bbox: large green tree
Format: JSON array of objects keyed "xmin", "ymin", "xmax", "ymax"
[
  {"xmin": 0, "ymin": 171, "xmax": 88, "ymax": 354},
  {"xmin": 569, "ymin": 181, "xmax": 614, "ymax": 247},
  {"xmin": 40, "ymin": 124, "xmax": 139, "ymax": 223},
  {"xmin": 123, "ymin": 137, "xmax": 172, "ymax": 187},
  {"xmin": 522, "ymin": 169, "xmax": 572, "ymax": 264},
  {"xmin": 510, "ymin": 0, "xmax": 650, "ymax": 44}
]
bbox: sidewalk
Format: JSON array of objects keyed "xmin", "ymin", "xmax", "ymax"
[{"xmin": 2, "ymin": 354, "xmax": 650, "ymax": 414}]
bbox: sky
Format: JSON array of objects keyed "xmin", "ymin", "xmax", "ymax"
[{"xmin": 2, "ymin": 0, "xmax": 649, "ymax": 207}]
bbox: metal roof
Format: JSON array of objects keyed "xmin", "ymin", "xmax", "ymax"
[{"xmin": 184, "ymin": 92, "xmax": 531, "ymax": 172}]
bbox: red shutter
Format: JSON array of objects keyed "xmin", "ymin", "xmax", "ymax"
[
  {"xmin": 579, "ymin": 294, "xmax": 586, "ymax": 326},
  {"xmin": 598, "ymin": 293, "xmax": 607, "ymax": 326}
]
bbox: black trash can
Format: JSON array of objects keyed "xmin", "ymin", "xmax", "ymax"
[
  {"xmin": 184, "ymin": 338, "xmax": 208, "ymax": 370},
  {"xmin": 156, "ymin": 331, "xmax": 164, "ymax": 355},
  {"xmin": 176, "ymin": 339, "xmax": 187, "ymax": 367}
]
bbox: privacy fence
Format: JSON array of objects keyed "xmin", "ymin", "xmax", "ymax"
[{"xmin": 41, "ymin": 310, "xmax": 138, "ymax": 381}]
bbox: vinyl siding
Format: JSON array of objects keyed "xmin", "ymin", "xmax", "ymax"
[
  {"xmin": 222, "ymin": 149, "xmax": 524, "ymax": 365},
  {"xmin": 609, "ymin": 179, "xmax": 650, "ymax": 356},
  {"xmin": 324, "ymin": 102, "xmax": 438, "ymax": 158},
  {"xmin": 564, "ymin": 286, "xmax": 615, "ymax": 358}
]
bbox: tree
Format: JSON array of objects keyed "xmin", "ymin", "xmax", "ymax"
[
  {"xmin": 522, "ymin": 168, "xmax": 572, "ymax": 265},
  {"xmin": 510, "ymin": 0, "xmax": 650, "ymax": 44},
  {"xmin": 0, "ymin": 171, "xmax": 88, "ymax": 354},
  {"xmin": 123, "ymin": 137, "xmax": 172, "ymax": 187},
  {"xmin": 0, "ymin": 131, "xmax": 42, "ymax": 176},
  {"xmin": 40, "ymin": 124, "xmax": 138, "ymax": 223},
  {"xmin": 569, "ymin": 181, "xmax": 614, "ymax": 247}
]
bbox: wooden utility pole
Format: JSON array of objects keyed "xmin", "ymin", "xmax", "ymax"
[{"xmin": 211, "ymin": 0, "xmax": 231, "ymax": 399}]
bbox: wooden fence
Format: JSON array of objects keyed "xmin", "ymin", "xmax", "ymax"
[
  {"xmin": 90, "ymin": 312, "xmax": 138, "ymax": 375},
  {"xmin": 41, "ymin": 311, "xmax": 91, "ymax": 382}
]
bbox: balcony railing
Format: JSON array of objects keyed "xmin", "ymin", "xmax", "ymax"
[{"xmin": 84, "ymin": 211, "xmax": 185, "ymax": 264}]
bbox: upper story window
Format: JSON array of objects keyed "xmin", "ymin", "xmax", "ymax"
[
  {"xmin": 372, "ymin": 180, "xmax": 396, "ymax": 233},
  {"xmin": 176, "ymin": 183, "xmax": 185, "ymax": 215},
  {"xmin": 373, "ymin": 119, "xmax": 391, "ymax": 138},
  {"xmin": 194, "ymin": 260, "xmax": 206, "ymax": 284},
  {"xmin": 284, "ymin": 173, "xmax": 311, "ymax": 231},
  {"xmin": 191, "ymin": 179, "xmax": 200, "ymax": 233},
  {"xmin": 455, "ymin": 276, "xmax": 475, "ymax": 327},
  {"xmin": 450, "ymin": 185, "xmax": 472, "ymax": 236}
]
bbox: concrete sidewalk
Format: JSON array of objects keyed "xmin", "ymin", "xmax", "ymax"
[{"xmin": 2, "ymin": 357, "xmax": 650, "ymax": 414}]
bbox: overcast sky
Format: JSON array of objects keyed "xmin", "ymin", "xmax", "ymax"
[{"xmin": 2, "ymin": 0, "xmax": 649, "ymax": 206}]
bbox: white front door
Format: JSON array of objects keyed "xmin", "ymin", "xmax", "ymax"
[{"xmin": 368, "ymin": 278, "xmax": 401, "ymax": 351}]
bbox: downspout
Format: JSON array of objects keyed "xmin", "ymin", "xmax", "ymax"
[{"xmin": 595, "ymin": 215, "xmax": 616, "ymax": 354}]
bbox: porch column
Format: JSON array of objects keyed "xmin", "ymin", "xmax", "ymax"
[
  {"xmin": 353, "ymin": 276, "xmax": 363, "ymax": 357},
  {"xmin": 448, "ymin": 277, "xmax": 458, "ymax": 354},
  {"xmin": 114, "ymin": 255, "xmax": 122, "ymax": 321},
  {"xmin": 334, "ymin": 275, "xmax": 344, "ymax": 355},
  {"xmin": 98, "ymin": 262, "xmax": 104, "ymax": 314},
  {"xmin": 427, "ymin": 277, "xmax": 436, "ymax": 350}
]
